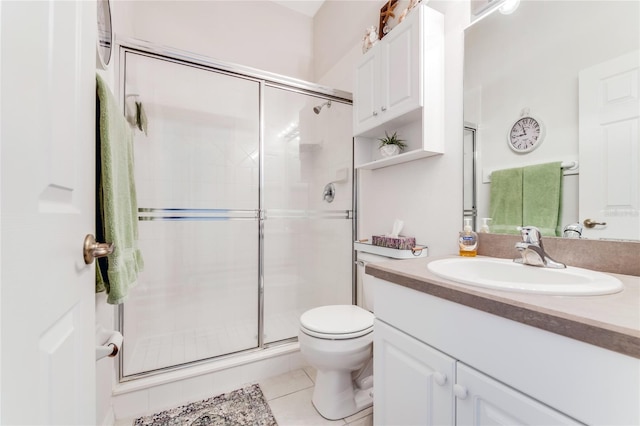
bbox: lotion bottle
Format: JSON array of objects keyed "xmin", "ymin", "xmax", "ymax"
[
  {"xmin": 479, "ymin": 218, "xmax": 491, "ymax": 233},
  {"xmin": 459, "ymin": 218, "xmax": 478, "ymax": 257}
]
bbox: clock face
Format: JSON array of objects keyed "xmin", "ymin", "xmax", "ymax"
[{"xmin": 508, "ymin": 116, "xmax": 545, "ymax": 153}]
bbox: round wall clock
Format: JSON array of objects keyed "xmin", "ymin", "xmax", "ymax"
[
  {"xmin": 507, "ymin": 114, "xmax": 545, "ymax": 153},
  {"xmin": 96, "ymin": 0, "xmax": 113, "ymax": 70}
]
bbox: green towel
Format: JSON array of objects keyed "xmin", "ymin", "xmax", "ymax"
[
  {"xmin": 523, "ymin": 162, "xmax": 563, "ymax": 237},
  {"xmin": 96, "ymin": 74, "xmax": 144, "ymax": 304},
  {"xmin": 489, "ymin": 167, "xmax": 523, "ymax": 235}
]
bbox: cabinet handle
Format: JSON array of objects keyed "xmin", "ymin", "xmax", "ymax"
[
  {"xmin": 453, "ymin": 384, "xmax": 468, "ymax": 400},
  {"xmin": 434, "ymin": 372, "xmax": 447, "ymax": 386},
  {"xmin": 372, "ymin": 111, "xmax": 378, "ymax": 116}
]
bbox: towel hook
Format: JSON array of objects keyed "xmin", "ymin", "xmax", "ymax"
[{"xmin": 83, "ymin": 234, "xmax": 115, "ymax": 264}]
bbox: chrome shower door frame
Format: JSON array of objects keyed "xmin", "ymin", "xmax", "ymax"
[{"xmin": 116, "ymin": 38, "xmax": 355, "ymax": 383}]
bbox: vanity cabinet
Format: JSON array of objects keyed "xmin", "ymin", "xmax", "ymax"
[
  {"xmin": 375, "ymin": 319, "xmax": 580, "ymax": 426},
  {"xmin": 455, "ymin": 363, "xmax": 580, "ymax": 425},
  {"xmin": 372, "ymin": 275, "xmax": 640, "ymax": 426},
  {"xmin": 353, "ymin": 5, "xmax": 444, "ymax": 169},
  {"xmin": 374, "ymin": 319, "xmax": 455, "ymax": 425}
]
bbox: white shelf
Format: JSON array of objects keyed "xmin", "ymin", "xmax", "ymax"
[
  {"xmin": 356, "ymin": 149, "xmax": 442, "ymax": 170},
  {"xmin": 354, "ymin": 241, "xmax": 428, "ymax": 259}
]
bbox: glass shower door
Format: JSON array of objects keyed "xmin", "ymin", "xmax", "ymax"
[
  {"xmin": 262, "ymin": 87, "xmax": 354, "ymax": 344},
  {"xmin": 121, "ymin": 52, "xmax": 260, "ymax": 377}
]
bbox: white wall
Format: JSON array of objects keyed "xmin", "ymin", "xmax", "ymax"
[
  {"xmin": 313, "ymin": 0, "xmax": 381, "ymax": 89},
  {"xmin": 465, "ymin": 0, "xmax": 640, "ymax": 228},
  {"xmin": 315, "ymin": 0, "xmax": 468, "ymax": 257},
  {"xmin": 116, "ymin": 0, "xmax": 314, "ymax": 81}
]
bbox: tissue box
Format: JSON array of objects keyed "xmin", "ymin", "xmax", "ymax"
[{"xmin": 371, "ymin": 235, "xmax": 416, "ymax": 250}]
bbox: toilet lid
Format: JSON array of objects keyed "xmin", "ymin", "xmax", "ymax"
[{"xmin": 300, "ymin": 305, "xmax": 374, "ymax": 339}]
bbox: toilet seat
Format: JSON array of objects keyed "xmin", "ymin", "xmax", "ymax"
[{"xmin": 300, "ymin": 305, "xmax": 374, "ymax": 340}]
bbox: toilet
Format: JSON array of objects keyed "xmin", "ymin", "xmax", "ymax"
[{"xmin": 298, "ymin": 250, "xmax": 392, "ymax": 420}]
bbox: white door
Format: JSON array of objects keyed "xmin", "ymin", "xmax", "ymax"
[
  {"xmin": 579, "ymin": 50, "xmax": 640, "ymax": 240},
  {"xmin": 374, "ymin": 319, "xmax": 455, "ymax": 426},
  {"xmin": 456, "ymin": 363, "xmax": 581, "ymax": 425},
  {"xmin": 1, "ymin": 1, "xmax": 96, "ymax": 424}
]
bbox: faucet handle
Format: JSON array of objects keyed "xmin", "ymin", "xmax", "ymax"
[{"xmin": 518, "ymin": 226, "xmax": 541, "ymax": 244}]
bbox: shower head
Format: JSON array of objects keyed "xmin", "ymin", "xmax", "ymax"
[{"xmin": 313, "ymin": 100, "xmax": 332, "ymax": 114}]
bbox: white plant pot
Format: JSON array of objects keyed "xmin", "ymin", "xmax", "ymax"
[{"xmin": 379, "ymin": 144, "xmax": 400, "ymax": 158}]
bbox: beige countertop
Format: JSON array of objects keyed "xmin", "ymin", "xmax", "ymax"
[{"xmin": 366, "ymin": 255, "xmax": 640, "ymax": 359}]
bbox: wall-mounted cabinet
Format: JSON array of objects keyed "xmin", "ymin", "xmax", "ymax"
[
  {"xmin": 353, "ymin": 5, "xmax": 444, "ymax": 170},
  {"xmin": 354, "ymin": 10, "xmax": 421, "ymax": 134}
]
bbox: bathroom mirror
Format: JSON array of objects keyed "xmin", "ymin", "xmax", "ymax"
[{"xmin": 464, "ymin": 0, "xmax": 639, "ymax": 240}]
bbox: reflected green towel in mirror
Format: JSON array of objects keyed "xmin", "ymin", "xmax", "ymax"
[
  {"xmin": 489, "ymin": 167, "xmax": 523, "ymax": 235},
  {"xmin": 523, "ymin": 162, "xmax": 563, "ymax": 237},
  {"xmin": 489, "ymin": 162, "xmax": 563, "ymax": 237}
]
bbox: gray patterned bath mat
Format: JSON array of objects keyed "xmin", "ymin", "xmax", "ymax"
[{"xmin": 133, "ymin": 384, "xmax": 277, "ymax": 426}]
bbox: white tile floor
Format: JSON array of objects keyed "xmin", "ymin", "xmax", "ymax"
[
  {"xmin": 261, "ymin": 367, "xmax": 373, "ymax": 426},
  {"xmin": 117, "ymin": 367, "xmax": 373, "ymax": 426}
]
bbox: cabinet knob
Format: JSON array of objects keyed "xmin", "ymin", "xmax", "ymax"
[
  {"xmin": 372, "ymin": 111, "xmax": 378, "ymax": 116},
  {"xmin": 453, "ymin": 384, "xmax": 468, "ymax": 400},
  {"xmin": 381, "ymin": 106, "xmax": 387, "ymax": 112},
  {"xmin": 434, "ymin": 372, "xmax": 447, "ymax": 386}
]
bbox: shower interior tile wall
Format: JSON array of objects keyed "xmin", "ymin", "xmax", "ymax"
[{"xmin": 262, "ymin": 88, "xmax": 353, "ymax": 341}]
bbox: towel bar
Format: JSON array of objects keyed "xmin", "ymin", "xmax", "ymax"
[{"xmin": 483, "ymin": 161, "xmax": 578, "ymax": 183}]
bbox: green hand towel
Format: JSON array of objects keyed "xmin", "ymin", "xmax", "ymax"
[
  {"xmin": 96, "ymin": 74, "xmax": 144, "ymax": 304},
  {"xmin": 489, "ymin": 167, "xmax": 523, "ymax": 235},
  {"xmin": 523, "ymin": 162, "xmax": 563, "ymax": 237}
]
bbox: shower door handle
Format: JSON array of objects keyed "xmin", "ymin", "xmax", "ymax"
[{"xmin": 83, "ymin": 234, "xmax": 115, "ymax": 264}]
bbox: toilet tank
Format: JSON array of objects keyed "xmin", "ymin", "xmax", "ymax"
[
  {"xmin": 356, "ymin": 251, "xmax": 391, "ymax": 312},
  {"xmin": 355, "ymin": 242, "xmax": 429, "ymax": 312}
]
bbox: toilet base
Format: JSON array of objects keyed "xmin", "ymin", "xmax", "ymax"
[{"xmin": 311, "ymin": 369, "xmax": 374, "ymax": 420}]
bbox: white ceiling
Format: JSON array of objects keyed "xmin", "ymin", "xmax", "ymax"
[{"xmin": 271, "ymin": 0, "xmax": 325, "ymax": 17}]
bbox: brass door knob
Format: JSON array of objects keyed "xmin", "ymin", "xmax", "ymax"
[
  {"xmin": 83, "ymin": 234, "xmax": 115, "ymax": 264},
  {"xmin": 583, "ymin": 218, "xmax": 607, "ymax": 229}
]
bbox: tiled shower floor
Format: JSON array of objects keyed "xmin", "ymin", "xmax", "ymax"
[
  {"xmin": 116, "ymin": 367, "xmax": 373, "ymax": 426},
  {"xmin": 124, "ymin": 310, "xmax": 304, "ymax": 376}
]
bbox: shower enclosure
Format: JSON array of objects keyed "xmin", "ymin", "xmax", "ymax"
[{"xmin": 119, "ymin": 43, "xmax": 354, "ymax": 379}]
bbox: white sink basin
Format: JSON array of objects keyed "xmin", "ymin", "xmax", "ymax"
[{"xmin": 427, "ymin": 257, "xmax": 623, "ymax": 296}]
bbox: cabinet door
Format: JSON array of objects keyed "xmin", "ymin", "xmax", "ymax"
[
  {"xmin": 374, "ymin": 319, "xmax": 455, "ymax": 426},
  {"xmin": 354, "ymin": 49, "xmax": 380, "ymax": 134},
  {"xmin": 456, "ymin": 363, "xmax": 583, "ymax": 426},
  {"xmin": 380, "ymin": 5, "xmax": 421, "ymax": 121}
]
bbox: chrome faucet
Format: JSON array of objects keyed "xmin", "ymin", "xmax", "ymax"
[
  {"xmin": 514, "ymin": 226, "xmax": 566, "ymax": 268},
  {"xmin": 563, "ymin": 223, "xmax": 583, "ymax": 238}
]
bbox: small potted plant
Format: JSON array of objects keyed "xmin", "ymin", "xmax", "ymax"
[{"xmin": 378, "ymin": 131, "xmax": 407, "ymax": 157}]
